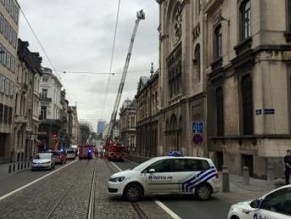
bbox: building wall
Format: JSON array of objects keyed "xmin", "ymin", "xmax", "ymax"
[
  {"xmin": 157, "ymin": 0, "xmax": 207, "ymax": 157},
  {"xmin": 205, "ymin": 0, "xmax": 291, "ymax": 178},
  {"xmin": 0, "ymin": 0, "xmax": 19, "ymax": 162}
]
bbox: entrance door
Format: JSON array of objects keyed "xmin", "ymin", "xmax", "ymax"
[{"xmin": 241, "ymin": 154, "xmax": 254, "ymax": 177}]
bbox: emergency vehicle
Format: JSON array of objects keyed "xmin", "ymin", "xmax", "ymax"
[
  {"xmin": 77, "ymin": 145, "xmax": 94, "ymax": 160},
  {"xmin": 107, "ymin": 156, "xmax": 219, "ymax": 202},
  {"xmin": 228, "ymin": 184, "xmax": 291, "ymax": 219},
  {"xmin": 105, "ymin": 141, "xmax": 125, "ymax": 162}
]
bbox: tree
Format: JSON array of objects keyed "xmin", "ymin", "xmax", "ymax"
[{"xmin": 79, "ymin": 122, "xmax": 91, "ymax": 144}]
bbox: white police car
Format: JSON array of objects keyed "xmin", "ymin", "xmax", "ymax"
[
  {"xmin": 228, "ymin": 185, "xmax": 291, "ymax": 219},
  {"xmin": 107, "ymin": 156, "xmax": 219, "ymax": 202}
]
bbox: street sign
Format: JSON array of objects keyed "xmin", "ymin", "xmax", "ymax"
[
  {"xmin": 193, "ymin": 134, "xmax": 203, "ymax": 144},
  {"xmin": 192, "ymin": 121, "xmax": 203, "ymax": 134}
]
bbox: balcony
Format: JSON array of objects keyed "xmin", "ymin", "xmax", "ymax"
[
  {"xmin": 21, "ymin": 83, "xmax": 28, "ymax": 95},
  {"xmin": 15, "ymin": 115, "xmax": 28, "ymax": 124},
  {"xmin": 39, "ymin": 94, "xmax": 52, "ymax": 103}
]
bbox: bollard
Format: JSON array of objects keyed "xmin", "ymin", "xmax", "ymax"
[
  {"xmin": 21, "ymin": 162, "xmax": 23, "ymax": 170},
  {"xmin": 222, "ymin": 166, "xmax": 230, "ymax": 192},
  {"xmin": 17, "ymin": 162, "xmax": 20, "ymax": 171},
  {"xmin": 12, "ymin": 163, "xmax": 15, "ymax": 172},
  {"xmin": 267, "ymin": 165, "xmax": 274, "ymax": 183},
  {"xmin": 8, "ymin": 164, "xmax": 11, "ymax": 173},
  {"xmin": 24, "ymin": 162, "xmax": 27, "ymax": 169},
  {"xmin": 243, "ymin": 166, "xmax": 250, "ymax": 185},
  {"xmin": 27, "ymin": 161, "xmax": 30, "ymax": 168}
]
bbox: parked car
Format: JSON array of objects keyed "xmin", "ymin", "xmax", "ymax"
[
  {"xmin": 52, "ymin": 150, "xmax": 67, "ymax": 164},
  {"xmin": 228, "ymin": 185, "xmax": 291, "ymax": 219},
  {"xmin": 31, "ymin": 153, "xmax": 55, "ymax": 171},
  {"xmin": 66, "ymin": 148, "xmax": 76, "ymax": 160},
  {"xmin": 107, "ymin": 156, "xmax": 219, "ymax": 202}
]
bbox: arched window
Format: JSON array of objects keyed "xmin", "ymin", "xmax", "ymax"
[
  {"xmin": 240, "ymin": 0, "xmax": 251, "ymax": 41},
  {"xmin": 216, "ymin": 87, "xmax": 224, "ymax": 136},
  {"xmin": 214, "ymin": 25, "xmax": 222, "ymax": 61},
  {"xmin": 194, "ymin": 44, "xmax": 201, "ymax": 81},
  {"xmin": 241, "ymin": 74, "xmax": 253, "ymax": 135},
  {"xmin": 170, "ymin": 114, "xmax": 177, "ymax": 130}
]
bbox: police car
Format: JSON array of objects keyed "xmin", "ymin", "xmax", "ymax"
[
  {"xmin": 228, "ymin": 185, "xmax": 291, "ymax": 219},
  {"xmin": 107, "ymin": 156, "xmax": 219, "ymax": 202}
]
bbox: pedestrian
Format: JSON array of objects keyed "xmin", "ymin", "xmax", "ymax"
[{"xmin": 284, "ymin": 149, "xmax": 291, "ymax": 184}]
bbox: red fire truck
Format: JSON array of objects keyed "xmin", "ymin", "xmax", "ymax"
[
  {"xmin": 105, "ymin": 141, "xmax": 125, "ymax": 162},
  {"xmin": 77, "ymin": 145, "xmax": 94, "ymax": 160}
]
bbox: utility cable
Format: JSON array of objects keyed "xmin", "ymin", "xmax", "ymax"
[
  {"xmin": 19, "ymin": 8, "xmax": 61, "ymax": 80},
  {"xmin": 101, "ymin": 0, "xmax": 121, "ymax": 121},
  {"xmin": 19, "ymin": 7, "xmax": 75, "ymax": 103}
]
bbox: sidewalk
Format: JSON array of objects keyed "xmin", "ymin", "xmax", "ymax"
[
  {"xmin": 216, "ymin": 172, "xmax": 277, "ymax": 204},
  {"xmin": 0, "ymin": 162, "xmax": 30, "ymax": 181}
]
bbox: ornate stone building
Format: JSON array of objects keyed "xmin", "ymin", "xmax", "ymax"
[
  {"xmin": 205, "ymin": 0, "xmax": 291, "ymax": 177},
  {"xmin": 135, "ymin": 67, "xmax": 159, "ymax": 157},
  {"xmin": 15, "ymin": 39, "xmax": 42, "ymax": 162},
  {"xmin": 156, "ymin": 0, "xmax": 206, "ymax": 157},
  {"xmin": 156, "ymin": 0, "xmax": 291, "ymax": 177},
  {"xmin": 119, "ymin": 99, "xmax": 136, "ymax": 153}
]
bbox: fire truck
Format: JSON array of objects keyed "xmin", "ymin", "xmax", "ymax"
[
  {"xmin": 105, "ymin": 141, "xmax": 125, "ymax": 162},
  {"xmin": 77, "ymin": 145, "xmax": 94, "ymax": 160}
]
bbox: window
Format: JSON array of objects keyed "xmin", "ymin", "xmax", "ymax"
[
  {"xmin": 42, "ymin": 76, "xmax": 48, "ymax": 82},
  {"xmin": 42, "ymin": 89, "xmax": 48, "ymax": 98},
  {"xmin": 241, "ymin": 74, "xmax": 253, "ymax": 135},
  {"xmin": 40, "ymin": 106, "xmax": 47, "ymax": 120},
  {"xmin": 8, "ymin": 106, "xmax": 12, "ymax": 123},
  {"xmin": 0, "ymin": 103, "xmax": 3, "ymax": 123},
  {"xmin": 214, "ymin": 25, "xmax": 222, "ymax": 61},
  {"xmin": 216, "ymin": 87, "xmax": 224, "ymax": 136},
  {"xmin": 194, "ymin": 44, "xmax": 201, "ymax": 81},
  {"xmin": 288, "ymin": 0, "xmax": 291, "ymax": 31},
  {"xmin": 167, "ymin": 44, "xmax": 182, "ymax": 98},
  {"xmin": 240, "ymin": 0, "xmax": 251, "ymax": 41},
  {"xmin": 4, "ymin": 105, "xmax": 8, "ymax": 123},
  {"xmin": 182, "ymin": 159, "xmax": 210, "ymax": 171},
  {"xmin": 147, "ymin": 159, "xmax": 174, "ymax": 172},
  {"xmin": 260, "ymin": 188, "xmax": 291, "ymax": 216}
]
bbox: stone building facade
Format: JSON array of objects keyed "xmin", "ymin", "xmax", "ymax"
[
  {"xmin": 15, "ymin": 39, "xmax": 42, "ymax": 162},
  {"xmin": 155, "ymin": 0, "xmax": 291, "ymax": 177},
  {"xmin": 156, "ymin": 0, "xmax": 206, "ymax": 157},
  {"xmin": 0, "ymin": 0, "xmax": 19, "ymax": 162},
  {"xmin": 205, "ymin": 0, "xmax": 291, "ymax": 178},
  {"xmin": 119, "ymin": 99, "xmax": 136, "ymax": 153},
  {"xmin": 135, "ymin": 68, "xmax": 159, "ymax": 157}
]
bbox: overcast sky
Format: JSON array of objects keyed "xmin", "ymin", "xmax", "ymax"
[{"xmin": 17, "ymin": 0, "xmax": 159, "ymax": 130}]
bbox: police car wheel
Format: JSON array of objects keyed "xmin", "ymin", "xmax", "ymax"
[
  {"xmin": 123, "ymin": 183, "xmax": 143, "ymax": 202},
  {"xmin": 195, "ymin": 184, "xmax": 211, "ymax": 200}
]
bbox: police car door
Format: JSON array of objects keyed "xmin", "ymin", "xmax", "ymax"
[
  {"xmin": 143, "ymin": 158, "xmax": 178, "ymax": 193},
  {"xmin": 252, "ymin": 187, "xmax": 291, "ymax": 219}
]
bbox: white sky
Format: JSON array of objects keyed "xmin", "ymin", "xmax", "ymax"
[{"xmin": 17, "ymin": 0, "xmax": 159, "ymax": 130}]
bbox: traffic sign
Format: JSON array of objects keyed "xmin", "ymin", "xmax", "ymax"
[
  {"xmin": 192, "ymin": 121, "xmax": 203, "ymax": 134},
  {"xmin": 193, "ymin": 134, "xmax": 203, "ymax": 144}
]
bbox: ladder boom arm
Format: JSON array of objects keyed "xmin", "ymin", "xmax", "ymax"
[{"xmin": 107, "ymin": 10, "xmax": 145, "ymax": 140}]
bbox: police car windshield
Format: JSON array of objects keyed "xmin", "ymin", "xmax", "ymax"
[{"xmin": 133, "ymin": 157, "xmax": 161, "ymax": 171}]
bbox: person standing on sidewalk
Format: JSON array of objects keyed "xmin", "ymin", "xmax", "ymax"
[{"xmin": 284, "ymin": 149, "xmax": 291, "ymax": 184}]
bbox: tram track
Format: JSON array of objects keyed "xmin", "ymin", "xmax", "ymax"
[
  {"xmin": 0, "ymin": 160, "xmax": 96, "ymax": 219},
  {"xmin": 0, "ymin": 161, "xmax": 79, "ymax": 212},
  {"xmin": 105, "ymin": 160, "xmax": 149, "ymax": 219},
  {"xmin": 43, "ymin": 159, "xmax": 97, "ymax": 219}
]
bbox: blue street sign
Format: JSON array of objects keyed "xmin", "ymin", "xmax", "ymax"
[{"xmin": 192, "ymin": 121, "xmax": 203, "ymax": 134}]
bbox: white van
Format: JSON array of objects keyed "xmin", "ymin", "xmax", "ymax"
[
  {"xmin": 66, "ymin": 148, "xmax": 76, "ymax": 160},
  {"xmin": 107, "ymin": 156, "xmax": 219, "ymax": 202}
]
